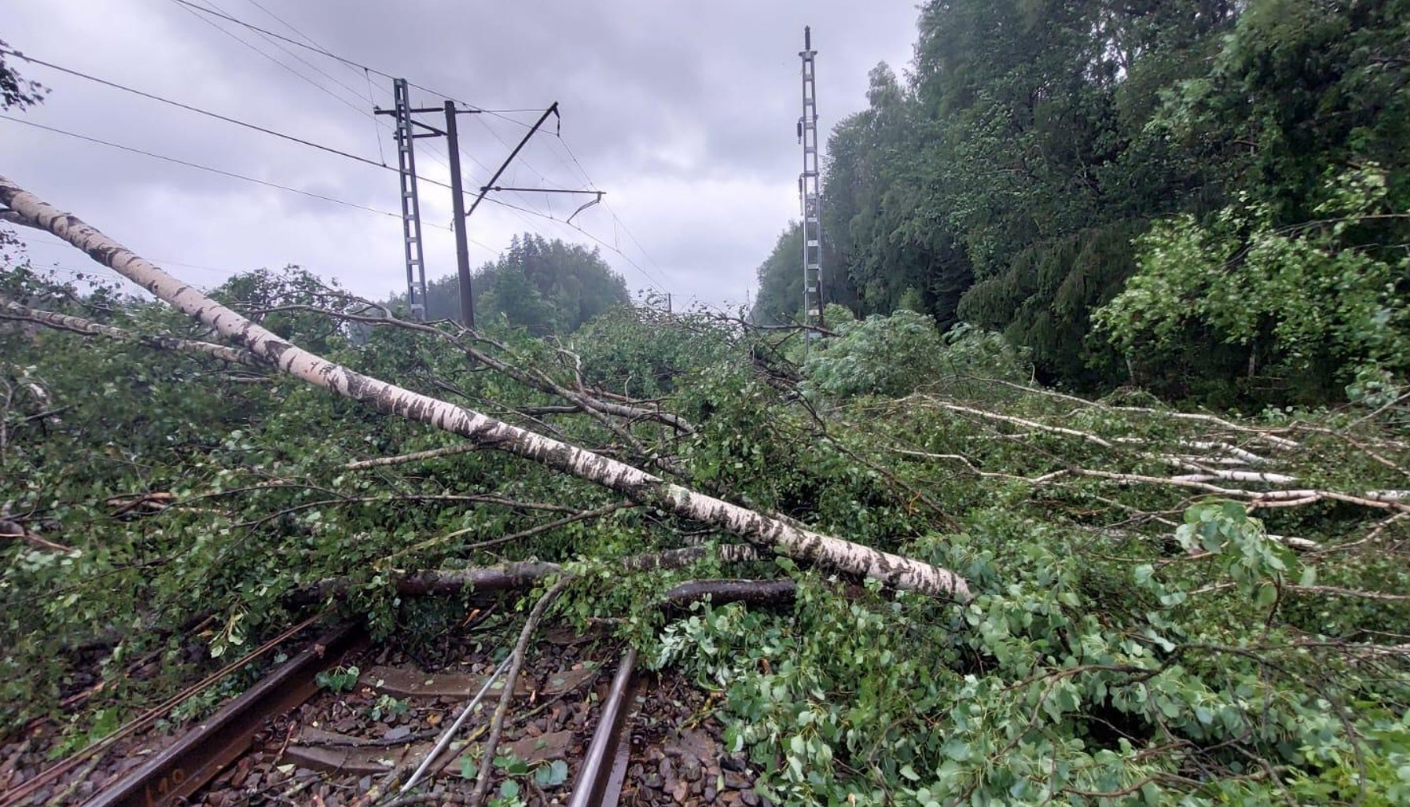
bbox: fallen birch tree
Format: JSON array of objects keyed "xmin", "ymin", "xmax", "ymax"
[
  {"xmin": 1, "ymin": 296, "xmax": 268, "ymax": 369},
  {"xmin": 0, "ymin": 175, "xmax": 971, "ymax": 601}
]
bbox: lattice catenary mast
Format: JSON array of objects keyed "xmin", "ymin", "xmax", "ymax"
[
  {"xmin": 390, "ymin": 78, "xmax": 429, "ymax": 321},
  {"xmin": 798, "ymin": 26, "xmax": 823, "ymax": 331}
]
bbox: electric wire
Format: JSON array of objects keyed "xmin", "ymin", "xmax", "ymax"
[
  {"xmin": 205, "ymin": 0, "xmax": 375, "ymax": 111},
  {"xmin": 364, "ymin": 67, "xmax": 388, "ymax": 166},
  {"xmin": 164, "ymin": 0, "xmax": 556, "ymax": 190},
  {"xmin": 0, "ymin": 114, "xmax": 430, "ymax": 225},
  {"xmin": 169, "ymin": 0, "xmax": 372, "ymax": 120},
  {"xmin": 167, "ymin": 1, "xmax": 479, "ymax": 182},
  {"xmin": 552, "ymin": 133, "xmax": 672, "ymax": 284},
  {"xmin": 168, "ymin": 0, "xmax": 543, "ymax": 121},
  {"xmin": 169, "ymin": 0, "xmax": 387, "ymax": 76},
  {"xmin": 240, "ymin": 0, "xmax": 339, "ymax": 61},
  {"xmin": 481, "ymin": 196, "xmax": 673, "ymax": 294},
  {"xmin": 170, "ymin": 1, "xmax": 471, "ymax": 179},
  {"xmin": 17, "ymin": 4, "xmax": 676, "ymax": 297},
  {"xmin": 1, "ymin": 49, "xmax": 487, "ymax": 201},
  {"xmin": 2, "ymin": 123, "xmax": 496, "ymax": 280},
  {"xmin": 18, "ymin": 261, "xmax": 127, "ymax": 286},
  {"xmin": 3, "ymin": 50, "xmax": 390, "ymax": 171},
  {"xmin": 21, "ymin": 240, "xmax": 246, "ymax": 283},
  {"xmin": 231, "ymin": 0, "xmax": 406, "ymax": 177}
]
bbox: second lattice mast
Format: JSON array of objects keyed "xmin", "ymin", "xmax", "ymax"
[{"xmin": 798, "ymin": 26, "xmax": 823, "ymax": 331}]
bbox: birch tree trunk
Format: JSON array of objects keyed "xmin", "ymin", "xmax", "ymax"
[
  {"xmin": 1, "ymin": 297, "xmax": 267, "ymax": 368},
  {"xmin": 0, "ymin": 176, "xmax": 972, "ymax": 601}
]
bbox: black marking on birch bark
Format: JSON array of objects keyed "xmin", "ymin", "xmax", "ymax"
[
  {"xmin": 260, "ymin": 340, "xmax": 295, "ymax": 367},
  {"xmin": 0, "ymin": 174, "xmax": 972, "ymax": 600}
]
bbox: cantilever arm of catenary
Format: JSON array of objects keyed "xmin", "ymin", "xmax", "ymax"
[{"xmin": 0, "ymin": 174, "xmax": 971, "ymax": 601}]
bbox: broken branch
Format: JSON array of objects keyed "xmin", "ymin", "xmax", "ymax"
[{"xmin": 0, "ymin": 175, "xmax": 969, "ymax": 601}]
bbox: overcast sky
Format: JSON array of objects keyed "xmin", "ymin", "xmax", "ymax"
[{"xmin": 2, "ymin": 1, "xmax": 920, "ymax": 311}]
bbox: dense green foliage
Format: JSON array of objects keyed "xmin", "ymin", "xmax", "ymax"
[
  {"xmin": 801, "ymin": 307, "xmax": 1030, "ymax": 400},
  {"xmin": 387, "ymin": 233, "xmax": 630, "ymax": 334},
  {"xmin": 6, "ymin": 6, "xmax": 1410, "ymax": 805},
  {"xmin": 4, "ymin": 264, "xmax": 1410, "ymax": 804},
  {"xmin": 753, "ymin": 0, "xmax": 1410, "ymax": 404},
  {"xmin": 1097, "ymin": 165, "xmax": 1410, "ymax": 404}
]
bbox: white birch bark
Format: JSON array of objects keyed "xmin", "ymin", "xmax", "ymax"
[
  {"xmin": 1, "ymin": 298, "xmax": 266, "ymax": 368},
  {"xmin": 0, "ymin": 175, "xmax": 971, "ymax": 601}
]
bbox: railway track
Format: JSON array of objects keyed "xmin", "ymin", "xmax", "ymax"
[{"xmin": 3, "ymin": 582, "xmax": 788, "ymax": 807}]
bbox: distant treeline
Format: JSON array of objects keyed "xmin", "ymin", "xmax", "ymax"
[{"xmin": 386, "ymin": 234, "xmax": 631, "ymax": 335}]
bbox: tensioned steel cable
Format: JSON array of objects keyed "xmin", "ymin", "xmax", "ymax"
[
  {"xmin": 2, "ymin": 49, "xmax": 389, "ymax": 171},
  {"xmin": 0, "ymin": 115, "xmax": 421, "ymax": 223}
]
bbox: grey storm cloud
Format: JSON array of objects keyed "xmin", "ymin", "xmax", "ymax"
[{"xmin": 2, "ymin": 1, "xmax": 920, "ymax": 308}]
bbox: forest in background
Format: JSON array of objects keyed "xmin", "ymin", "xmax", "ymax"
[
  {"xmin": 5, "ymin": 5, "xmax": 1410, "ymax": 806},
  {"xmin": 752, "ymin": 0, "xmax": 1410, "ymax": 408},
  {"xmin": 382, "ymin": 234, "xmax": 631, "ymax": 335}
]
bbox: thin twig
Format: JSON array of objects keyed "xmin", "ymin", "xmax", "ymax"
[
  {"xmin": 469, "ymin": 576, "xmax": 573, "ymax": 807},
  {"xmin": 345, "ymin": 443, "xmax": 481, "ymax": 470}
]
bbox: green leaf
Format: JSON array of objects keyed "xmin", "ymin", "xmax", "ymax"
[
  {"xmin": 459, "ymin": 756, "xmax": 479, "ymax": 780},
  {"xmin": 942, "ymin": 738, "xmax": 972, "ymax": 762},
  {"xmin": 496, "ymin": 754, "xmax": 529, "ymax": 775},
  {"xmin": 1255, "ymin": 583, "xmax": 1278, "ymax": 608},
  {"xmin": 535, "ymin": 759, "xmax": 569, "ymax": 787}
]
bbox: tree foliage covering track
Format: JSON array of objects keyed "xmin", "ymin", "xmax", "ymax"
[
  {"xmin": 3, "ymin": 242, "xmax": 1410, "ymax": 803},
  {"xmin": 3, "ymin": 2, "xmax": 1410, "ymax": 805}
]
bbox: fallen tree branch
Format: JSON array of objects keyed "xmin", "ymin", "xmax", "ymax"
[
  {"xmin": 255, "ymin": 301, "xmax": 696, "ymax": 436},
  {"xmin": 0, "ymin": 518, "xmax": 74, "ymax": 553},
  {"xmin": 0, "ymin": 297, "xmax": 268, "ymax": 369},
  {"xmin": 1108, "ymin": 408, "xmax": 1301, "ymax": 450},
  {"xmin": 234, "ymin": 493, "xmax": 580, "ymax": 529},
  {"xmin": 912, "ymin": 398, "xmax": 1115, "ymax": 450},
  {"xmin": 975, "ymin": 379, "xmax": 1302, "ymax": 450},
  {"xmin": 1058, "ymin": 468, "xmax": 1410, "ymax": 513},
  {"xmin": 0, "ymin": 176, "xmax": 969, "ymax": 601},
  {"xmin": 290, "ymin": 543, "xmax": 769, "ymax": 605},
  {"xmin": 380, "ymin": 501, "xmax": 634, "ymax": 566},
  {"xmin": 469, "ymin": 576, "xmax": 572, "ymax": 807},
  {"xmin": 1288, "ymin": 584, "xmax": 1410, "ymax": 601},
  {"xmin": 619, "ymin": 543, "xmax": 765, "ymax": 570},
  {"xmin": 1313, "ymin": 512, "xmax": 1409, "ymax": 554},
  {"xmin": 661, "ymin": 578, "xmax": 796, "ymax": 609},
  {"xmin": 1192, "ymin": 582, "xmax": 1410, "ymax": 601},
  {"xmin": 0, "ymin": 208, "xmax": 42, "ymax": 230},
  {"xmin": 1167, "ymin": 470, "xmax": 1300, "ymax": 485},
  {"xmin": 344, "ymin": 443, "xmax": 481, "ymax": 470}
]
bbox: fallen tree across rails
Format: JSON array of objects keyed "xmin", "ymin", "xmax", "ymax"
[{"xmin": 0, "ymin": 175, "xmax": 971, "ymax": 601}]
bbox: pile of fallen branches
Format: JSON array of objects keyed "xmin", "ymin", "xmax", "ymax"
[
  {"xmin": 0, "ymin": 174, "xmax": 970, "ymax": 600},
  {"xmin": 821, "ymin": 378, "xmax": 1410, "ymax": 564},
  {"xmin": 7, "ymin": 177, "xmax": 1410, "ymax": 805}
]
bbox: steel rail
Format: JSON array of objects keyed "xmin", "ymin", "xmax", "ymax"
[
  {"xmin": 566, "ymin": 647, "xmax": 639, "ymax": 807},
  {"xmin": 81, "ymin": 624, "xmax": 366, "ymax": 807}
]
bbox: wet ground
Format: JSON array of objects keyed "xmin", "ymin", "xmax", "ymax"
[
  {"xmin": 2, "ymin": 618, "xmax": 770, "ymax": 807},
  {"xmin": 619, "ymin": 675, "xmax": 769, "ymax": 807}
]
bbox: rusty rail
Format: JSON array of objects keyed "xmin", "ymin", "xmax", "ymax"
[
  {"xmin": 567, "ymin": 647, "xmax": 638, "ymax": 807},
  {"xmin": 73, "ymin": 574, "xmax": 792, "ymax": 806},
  {"xmin": 81, "ymin": 623, "xmax": 365, "ymax": 807}
]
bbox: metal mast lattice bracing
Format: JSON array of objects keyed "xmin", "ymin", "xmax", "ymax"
[
  {"xmin": 798, "ymin": 26, "xmax": 823, "ymax": 331},
  {"xmin": 392, "ymin": 78, "xmax": 429, "ymax": 321}
]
